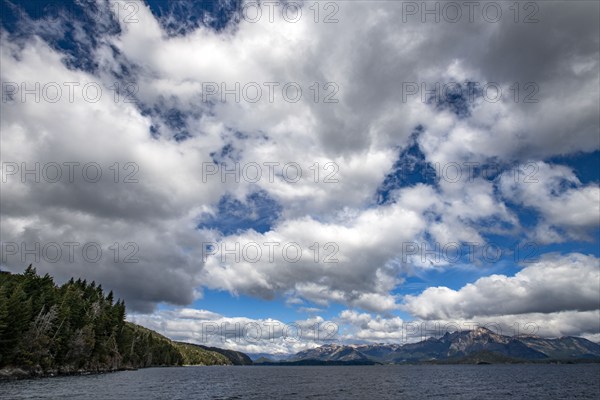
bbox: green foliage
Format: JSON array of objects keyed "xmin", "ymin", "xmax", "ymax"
[
  {"xmin": 0, "ymin": 266, "xmax": 184, "ymax": 373},
  {"xmin": 119, "ymin": 323, "xmax": 184, "ymax": 368},
  {"xmin": 175, "ymin": 342, "xmax": 231, "ymax": 366}
]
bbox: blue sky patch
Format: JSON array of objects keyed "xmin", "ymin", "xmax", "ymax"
[
  {"xmin": 145, "ymin": 0, "xmax": 241, "ymax": 35},
  {"xmin": 377, "ymin": 128, "xmax": 437, "ymax": 204},
  {"xmin": 198, "ymin": 190, "xmax": 282, "ymax": 235}
]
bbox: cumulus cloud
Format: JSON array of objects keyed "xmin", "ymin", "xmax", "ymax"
[
  {"xmin": 1, "ymin": 0, "xmax": 598, "ymax": 336},
  {"xmin": 337, "ymin": 309, "xmax": 405, "ymax": 342},
  {"xmin": 402, "ymin": 253, "xmax": 600, "ymax": 320},
  {"xmin": 128, "ymin": 307, "xmax": 338, "ymax": 355},
  {"xmin": 198, "ymin": 181, "xmax": 522, "ymax": 312},
  {"xmin": 499, "ymin": 162, "xmax": 600, "ymax": 242}
]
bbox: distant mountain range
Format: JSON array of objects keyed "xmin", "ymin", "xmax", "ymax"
[{"xmin": 257, "ymin": 327, "xmax": 600, "ymax": 365}]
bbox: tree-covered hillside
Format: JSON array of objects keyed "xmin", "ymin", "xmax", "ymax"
[
  {"xmin": 0, "ymin": 266, "xmax": 250, "ymax": 378},
  {"xmin": 175, "ymin": 342, "xmax": 231, "ymax": 365},
  {"xmin": 175, "ymin": 342, "xmax": 253, "ymax": 365},
  {"xmin": 0, "ymin": 266, "xmax": 183, "ymax": 375}
]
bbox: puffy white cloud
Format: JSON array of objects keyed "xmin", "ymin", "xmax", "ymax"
[
  {"xmin": 1, "ymin": 0, "xmax": 598, "ymax": 329},
  {"xmin": 402, "ymin": 253, "xmax": 600, "ymax": 320},
  {"xmin": 499, "ymin": 162, "xmax": 600, "ymax": 242},
  {"xmin": 198, "ymin": 182, "xmax": 512, "ymax": 312},
  {"xmin": 128, "ymin": 307, "xmax": 337, "ymax": 355},
  {"xmin": 337, "ymin": 309, "xmax": 405, "ymax": 342},
  {"xmin": 0, "ymin": 36, "xmax": 227, "ymax": 312}
]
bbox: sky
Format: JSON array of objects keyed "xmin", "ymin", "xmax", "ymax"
[{"xmin": 0, "ymin": 0, "xmax": 599, "ymax": 356}]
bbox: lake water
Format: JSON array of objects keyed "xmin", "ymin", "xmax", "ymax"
[{"xmin": 1, "ymin": 364, "xmax": 599, "ymax": 399}]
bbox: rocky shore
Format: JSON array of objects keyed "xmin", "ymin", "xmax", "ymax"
[{"xmin": 0, "ymin": 365, "xmax": 139, "ymax": 381}]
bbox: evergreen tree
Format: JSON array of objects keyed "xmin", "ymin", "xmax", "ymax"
[{"xmin": 0, "ymin": 266, "xmax": 186, "ymax": 372}]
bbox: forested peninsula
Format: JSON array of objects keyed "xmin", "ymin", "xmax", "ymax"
[{"xmin": 0, "ymin": 266, "xmax": 251, "ymax": 380}]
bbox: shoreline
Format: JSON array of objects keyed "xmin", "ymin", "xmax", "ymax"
[
  {"xmin": 0, "ymin": 364, "xmax": 244, "ymax": 381},
  {"xmin": 0, "ymin": 365, "xmax": 145, "ymax": 381},
  {"xmin": 4, "ymin": 358, "xmax": 598, "ymax": 381}
]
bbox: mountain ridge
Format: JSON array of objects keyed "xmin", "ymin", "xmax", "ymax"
[{"xmin": 257, "ymin": 327, "xmax": 600, "ymax": 365}]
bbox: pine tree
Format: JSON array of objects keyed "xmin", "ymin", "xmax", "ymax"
[
  {"xmin": 3, "ymin": 285, "xmax": 32, "ymax": 365},
  {"xmin": 0, "ymin": 286, "xmax": 10, "ymax": 366},
  {"xmin": 0, "ymin": 267, "xmax": 187, "ymax": 372}
]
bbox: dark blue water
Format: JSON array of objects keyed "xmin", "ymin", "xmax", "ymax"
[{"xmin": 1, "ymin": 364, "xmax": 599, "ymax": 399}]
